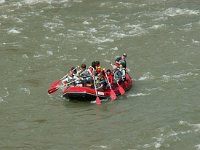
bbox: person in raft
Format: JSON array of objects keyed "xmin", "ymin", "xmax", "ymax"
[
  {"xmin": 105, "ymin": 69, "xmax": 114, "ymax": 85},
  {"xmin": 88, "ymin": 61, "xmax": 96, "ymax": 77},
  {"xmin": 112, "ymin": 65, "xmax": 123, "ymax": 83},
  {"xmin": 95, "ymin": 72, "xmax": 107, "ymax": 91},
  {"xmin": 62, "ymin": 67, "xmax": 79, "ymax": 87},
  {"xmin": 114, "ymin": 53, "xmax": 127, "ymax": 69},
  {"xmin": 95, "ymin": 61, "xmax": 102, "ymax": 75},
  {"xmin": 77, "ymin": 63, "xmax": 92, "ymax": 86}
]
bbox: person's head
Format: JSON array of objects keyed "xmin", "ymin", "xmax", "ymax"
[
  {"xmin": 120, "ymin": 62, "xmax": 126, "ymax": 68},
  {"xmin": 70, "ymin": 66, "xmax": 77, "ymax": 74},
  {"xmin": 106, "ymin": 69, "xmax": 111, "ymax": 74},
  {"xmin": 115, "ymin": 56, "xmax": 121, "ymax": 62},
  {"xmin": 69, "ymin": 68, "xmax": 74, "ymax": 76},
  {"xmin": 91, "ymin": 61, "xmax": 96, "ymax": 68},
  {"xmin": 122, "ymin": 53, "xmax": 127, "ymax": 59},
  {"xmin": 96, "ymin": 61, "xmax": 100, "ymax": 66},
  {"xmin": 81, "ymin": 63, "xmax": 86, "ymax": 70}
]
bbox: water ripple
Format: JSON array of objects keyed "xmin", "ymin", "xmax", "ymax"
[{"xmin": 0, "ymin": 87, "xmax": 9, "ymax": 103}]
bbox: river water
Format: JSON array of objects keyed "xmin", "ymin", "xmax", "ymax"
[{"xmin": 0, "ymin": 0, "xmax": 200, "ymax": 150}]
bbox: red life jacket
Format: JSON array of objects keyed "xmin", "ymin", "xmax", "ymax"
[
  {"xmin": 107, "ymin": 74, "xmax": 114, "ymax": 84},
  {"xmin": 114, "ymin": 62, "xmax": 120, "ymax": 67}
]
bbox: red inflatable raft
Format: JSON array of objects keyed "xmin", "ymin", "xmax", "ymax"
[{"xmin": 62, "ymin": 73, "xmax": 134, "ymax": 101}]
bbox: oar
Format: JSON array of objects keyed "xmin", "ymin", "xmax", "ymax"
[
  {"xmin": 48, "ymin": 87, "xmax": 59, "ymax": 94},
  {"xmin": 91, "ymin": 68, "xmax": 101, "ymax": 105},
  {"xmin": 112, "ymin": 67, "xmax": 125, "ymax": 95},
  {"xmin": 50, "ymin": 79, "xmax": 62, "ymax": 88},
  {"xmin": 48, "ymin": 81, "xmax": 75, "ymax": 94},
  {"xmin": 50, "ymin": 66, "xmax": 78, "ymax": 88},
  {"xmin": 94, "ymin": 79, "xmax": 101, "ymax": 105},
  {"xmin": 104, "ymin": 70, "xmax": 117, "ymax": 101},
  {"xmin": 117, "ymin": 81, "xmax": 125, "ymax": 95}
]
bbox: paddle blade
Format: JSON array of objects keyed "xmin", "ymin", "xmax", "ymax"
[
  {"xmin": 110, "ymin": 90, "xmax": 117, "ymax": 101},
  {"xmin": 50, "ymin": 80, "xmax": 61, "ymax": 88},
  {"xmin": 118, "ymin": 85, "xmax": 125, "ymax": 95},
  {"xmin": 48, "ymin": 87, "xmax": 58, "ymax": 94},
  {"xmin": 96, "ymin": 96, "xmax": 101, "ymax": 105}
]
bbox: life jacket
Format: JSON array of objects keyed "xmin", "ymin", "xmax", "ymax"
[
  {"xmin": 80, "ymin": 69, "xmax": 90, "ymax": 78},
  {"xmin": 113, "ymin": 69, "xmax": 122, "ymax": 82},
  {"xmin": 96, "ymin": 77, "xmax": 107, "ymax": 90},
  {"xmin": 119, "ymin": 59, "xmax": 126, "ymax": 68},
  {"xmin": 87, "ymin": 66, "xmax": 95, "ymax": 76},
  {"xmin": 107, "ymin": 74, "xmax": 114, "ymax": 84},
  {"xmin": 120, "ymin": 67, "xmax": 126, "ymax": 80},
  {"xmin": 114, "ymin": 62, "xmax": 121, "ymax": 67},
  {"xmin": 62, "ymin": 75, "xmax": 78, "ymax": 86}
]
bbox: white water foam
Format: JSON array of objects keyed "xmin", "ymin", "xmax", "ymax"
[
  {"xmin": 90, "ymin": 100, "xmax": 96, "ymax": 104},
  {"xmin": 144, "ymin": 7, "xmax": 199, "ymax": 20},
  {"xmin": 141, "ymin": 136, "xmax": 165, "ymax": 149},
  {"xmin": 23, "ymin": 0, "xmax": 53, "ymax": 5},
  {"xmin": 145, "ymin": 87, "xmax": 164, "ymax": 92},
  {"xmin": 83, "ymin": 21, "xmax": 90, "ymax": 25},
  {"xmin": 179, "ymin": 120, "xmax": 200, "ymax": 132},
  {"xmin": 169, "ymin": 61, "xmax": 178, "ymax": 64},
  {"xmin": 127, "ymin": 93, "xmax": 150, "ymax": 97},
  {"xmin": 8, "ymin": 28, "xmax": 21, "ymax": 34},
  {"xmin": 20, "ymin": 88, "xmax": 31, "ymax": 95},
  {"xmin": 0, "ymin": 0, "xmax": 5, "ymax": 4},
  {"xmin": 163, "ymin": 8, "xmax": 199, "ymax": 17},
  {"xmin": 22, "ymin": 54, "xmax": 29, "ymax": 59},
  {"xmin": 88, "ymin": 28, "xmax": 97, "ymax": 33},
  {"xmin": 161, "ymin": 72, "xmax": 198, "ymax": 82},
  {"xmin": 34, "ymin": 54, "xmax": 44, "ymax": 58},
  {"xmin": 110, "ymin": 47, "xmax": 118, "ymax": 51},
  {"xmin": 90, "ymin": 145, "xmax": 108, "ymax": 149},
  {"xmin": 149, "ymin": 24, "xmax": 166, "ymax": 30},
  {"xmin": 88, "ymin": 36, "xmax": 114, "ymax": 44},
  {"xmin": 138, "ymin": 72, "xmax": 155, "ymax": 81},
  {"xmin": 140, "ymin": 123, "xmax": 195, "ymax": 150},
  {"xmin": 0, "ymin": 97, "xmax": 4, "ymax": 103},
  {"xmin": 192, "ymin": 39, "xmax": 200, "ymax": 44},
  {"xmin": 47, "ymin": 51, "xmax": 53, "ymax": 56},
  {"xmin": 43, "ymin": 21, "xmax": 64, "ymax": 32},
  {"xmin": 126, "ymin": 23, "xmax": 147, "ymax": 37},
  {"xmin": 0, "ymin": 88, "xmax": 9, "ymax": 103},
  {"xmin": 4, "ymin": 88, "xmax": 9, "ymax": 98},
  {"xmin": 23, "ymin": 0, "xmax": 81, "ymax": 5},
  {"xmin": 67, "ymin": 29, "xmax": 86, "ymax": 38},
  {"xmin": 195, "ymin": 144, "xmax": 200, "ymax": 150}
]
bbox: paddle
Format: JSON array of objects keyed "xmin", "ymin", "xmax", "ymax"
[
  {"xmin": 48, "ymin": 87, "xmax": 59, "ymax": 94},
  {"xmin": 93, "ymin": 81, "xmax": 101, "ymax": 105},
  {"xmin": 117, "ymin": 81, "xmax": 125, "ymax": 95},
  {"xmin": 50, "ymin": 79, "xmax": 62, "ymax": 88},
  {"xmin": 104, "ymin": 70, "xmax": 117, "ymax": 101},
  {"xmin": 48, "ymin": 81, "xmax": 75, "ymax": 95},
  {"xmin": 91, "ymin": 68, "xmax": 101, "ymax": 105},
  {"xmin": 50, "ymin": 66, "xmax": 78, "ymax": 88}
]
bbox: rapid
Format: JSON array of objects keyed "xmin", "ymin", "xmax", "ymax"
[{"xmin": 0, "ymin": 0, "xmax": 200, "ymax": 150}]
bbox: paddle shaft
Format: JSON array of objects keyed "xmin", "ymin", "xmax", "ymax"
[
  {"xmin": 91, "ymin": 67, "xmax": 101, "ymax": 105},
  {"xmin": 48, "ymin": 80, "xmax": 76, "ymax": 94},
  {"xmin": 61, "ymin": 66, "xmax": 79, "ymax": 80},
  {"xmin": 50, "ymin": 66, "xmax": 79, "ymax": 88},
  {"xmin": 104, "ymin": 70, "xmax": 117, "ymax": 100},
  {"xmin": 104, "ymin": 70, "xmax": 112, "ymax": 89}
]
